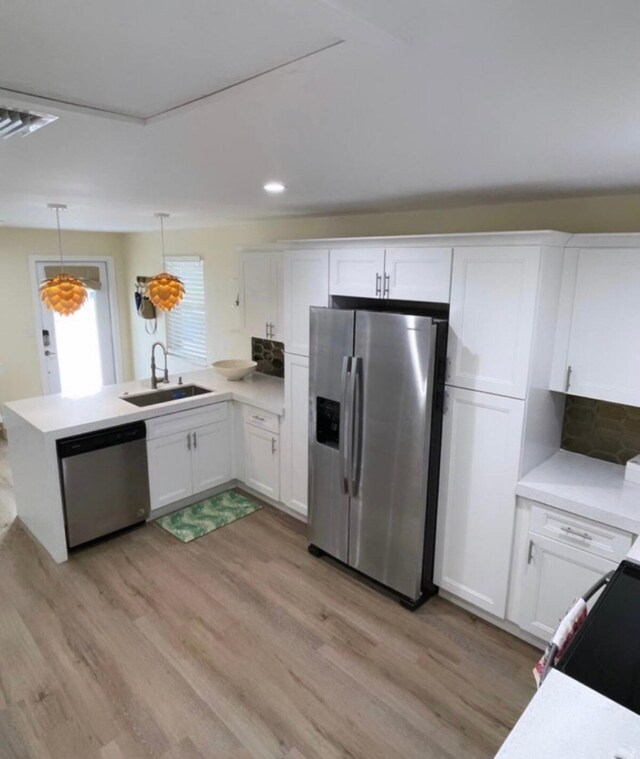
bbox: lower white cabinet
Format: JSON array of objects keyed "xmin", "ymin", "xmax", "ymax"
[
  {"xmin": 243, "ymin": 421, "xmax": 280, "ymax": 500},
  {"xmin": 518, "ymin": 532, "xmax": 617, "ymax": 640},
  {"xmin": 434, "ymin": 386, "xmax": 525, "ymax": 618},
  {"xmin": 515, "ymin": 500, "xmax": 634, "ymax": 641},
  {"xmin": 147, "ymin": 404, "xmax": 231, "ymax": 511},
  {"xmin": 147, "ymin": 431, "xmax": 194, "ymax": 510},
  {"xmin": 281, "ymin": 353, "xmax": 309, "ymax": 516}
]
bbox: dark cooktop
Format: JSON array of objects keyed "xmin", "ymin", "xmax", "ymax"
[{"xmin": 556, "ymin": 560, "xmax": 640, "ymax": 715}]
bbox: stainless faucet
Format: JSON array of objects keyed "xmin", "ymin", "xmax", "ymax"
[{"xmin": 150, "ymin": 341, "xmax": 169, "ymax": 389}]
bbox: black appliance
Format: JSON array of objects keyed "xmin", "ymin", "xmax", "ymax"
[{"xmin": 556, "ymin": 559, "xmax": 640, "ymax": 715}]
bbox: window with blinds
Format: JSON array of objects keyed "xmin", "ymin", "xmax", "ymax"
[{"xmin": 165, "ymin": 257, "xmax": 207, "ymax": 365}]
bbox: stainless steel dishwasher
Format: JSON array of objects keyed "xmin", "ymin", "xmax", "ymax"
[{"xmin": 57, "ymin": 421, "xmax": 150, "ymax": 548}]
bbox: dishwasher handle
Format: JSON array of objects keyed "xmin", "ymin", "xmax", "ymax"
[{"xmin": 57, "ymin": 421, "xmax": 147, "ymax": 458}]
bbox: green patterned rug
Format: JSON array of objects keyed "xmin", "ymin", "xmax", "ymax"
[{"xmin": 155, "ymin": 491, "xmax": 262, "ymax": 543}]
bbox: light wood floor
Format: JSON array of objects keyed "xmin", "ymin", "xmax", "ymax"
[{"xmin": 0, "ymin": 440, "xmax": 536, "ymax": 758}]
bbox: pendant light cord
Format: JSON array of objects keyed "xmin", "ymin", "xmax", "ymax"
[
  {"xmin": 160, "ymin": 214, "xmax": 166, "ymax": 270},
  {"xmin": 55, "ymin": 206, "xmax": 64, "ymax": 269}
]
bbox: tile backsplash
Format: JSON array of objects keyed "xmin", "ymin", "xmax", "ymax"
[
  {"xmin": 251, "ymin": 337, "xmax": 284, "ymax": 378},
  {"xmin": 561, "ymin": 395, "xmax": 640, "ymax": 465}
]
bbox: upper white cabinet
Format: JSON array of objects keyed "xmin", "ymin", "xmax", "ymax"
[
  {"xmin": 283, "ymin": 249, "xmax": 329, "ymax": 356},
  {"xmin": 329, "ymin": 246, "xmax": 451, "ymax": 302},
  {"xmin": 281, "ymin": 353, "xmax": 310, "ymax": 516},
  {"xmin": 435, "ymin": 386, "xmax": 525, "ymax": 619},
  {"xmin": 329, "ymin": 248, "xmax": 385, "ymax": 298},
  {"xmin": 240, "ymin": 248, "xmax": 282, "ymax": 341},
  {"xmin": 551, "ymin": 247, "xmax": 640, "ymax": 406},
  {"xmin": 448, "ymin": 246, "xmax": 540, "ymax": 399},
  {"xmin": 384, "ymin": 247, "xmax": 452, "ymax": 302}
]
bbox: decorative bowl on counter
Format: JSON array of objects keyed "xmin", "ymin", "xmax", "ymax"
[{"xmin": 212, "ymin": 359, "xmax": 258, "ymax": 381}]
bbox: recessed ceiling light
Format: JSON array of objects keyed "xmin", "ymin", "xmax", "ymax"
[{"xmin": 264, "ymin": 181, "xmax": 286, "ymax": 194}]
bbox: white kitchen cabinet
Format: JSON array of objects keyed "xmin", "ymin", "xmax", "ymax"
[
  {"xmin": 329, "ymin": 248, "xmax": 385, "ymax": 298},
  {"xmin": 448, "ymin": 246, "xmax": 539, "ymax": 399},
  {"xmin": 146, "ymin": 403, "xmax": 232, "ymax": 511},
  {"xmin": 283, "ymin": 249, "xmax": 329, "ymax": 356},
  {"xmin": 147, "ymin": 430, "xmax": 194, "ymax": 511},
  {"xmin": 435, "ymin": 386, "xmax": 525, "ymax": 618},
  {"xmin": 384, "ymin": 247, "xmax": 452, "ymax": 302},
  {"xmin": 191, "ymin": 422, "xmax": 232, "ymax": 494},
  {"xmin": 518, "ymin": 533, "xmax": 617, "ymax": 640},
  {"xmin": 240, "ymin": 248, "xmax": 282, "ymax": 341},
  {"xmin": 551, "ymin": 247, "xmax": 640, "ymax": 406},
  {"xmin": 328, "ymin": 246, "xmax": 452, "ymax": 302},
  {"xmin": 514, "ymin": 499, "xmax": 633, "ymax": 640},
  {"xmin": 281, "ymin": 353, "xmax": 309, "ymax": 516},
  {"xmin": 243, "ymin": 422, "xmax": 280, "ymax": 500}
]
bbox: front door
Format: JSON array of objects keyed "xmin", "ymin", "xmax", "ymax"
[{"xmin": 35, "ymin": 260, "xmax": 117, "ymax": 396}]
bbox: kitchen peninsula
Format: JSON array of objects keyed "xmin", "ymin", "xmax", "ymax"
[{"xmin": 3, "ymin": 369, "xmax": 284, "ymax": 563}]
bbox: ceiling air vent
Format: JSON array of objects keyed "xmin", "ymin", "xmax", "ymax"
[{"xmin": 0, "ymin": 107, "xmax": 58, "ymax": 139}]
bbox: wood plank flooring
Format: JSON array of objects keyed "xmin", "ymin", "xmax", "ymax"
[{"xmin": 0, "ymin": 441, "xmax": 536, "ymax": 758}]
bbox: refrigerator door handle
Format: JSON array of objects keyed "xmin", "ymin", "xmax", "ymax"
[
  {"xmin": 350, "ymin": 357, "xmax": 363, "ymax": 497},
  {"xmin": 340, "ymin": 356, "xmax": 352, "ymax": 495}
]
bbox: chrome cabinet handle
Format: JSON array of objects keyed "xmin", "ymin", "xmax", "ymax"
[
  {"xmin": 565, "ymin": 365, "xmax": 573, "ymax": 392},
  {"xmin": 383, "ymin": 273, "xmax": 390, "ymax": 298},
  {"xmin": 193, "ymin": 431, "xmax": 197, "ymax": 449},
  {"xmin": 561, "ymin": 525, "xmax": 592, "ymax": 541},
  {"xmin": 271, "ymin": 437, "xmax": 276, "ymax": 454},
  {"xmin": 350, "ymin": 356, "xmax": 363, "ymax": 497},
  {"xmin": 527, "ymin": 539, "xmax": 535, "ymax": 565},
  {"xmin": 187, "ymin": 433, "xmax": 191, "ymax": 451},
  {"xmin": 271, "ymin": 322, "xmax": 276, "ymax": 338},
  {"xmin": 265, "ymin": 321, "xmax": 270, "ymax": 338},
  {"xmin": 44, "ymin": 349, "xmax": 57, "ymax": 356},
  {"xmin": 340, "ymin": 356, "xmax": 352, "ymax": 495},
  {"xmin": 375, "ymin": 272, "xmax": 382, "ymax": 297},
  {"xmin": 252, "ymin": 414, "xmax": 265, "ymax": 422}
]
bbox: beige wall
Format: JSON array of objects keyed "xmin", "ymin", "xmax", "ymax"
[
  {"xmin": 4, "ymin": 191, "xmax": 640, "ymax": 401},
  {"xmin": 0, "ymin": 227, "xmax": 132, "ymax": 405},
  {"xmin": 123, "ymin": 191, "xmax": 640, "ymax": 378}
]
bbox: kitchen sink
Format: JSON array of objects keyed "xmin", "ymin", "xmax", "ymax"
[{"xmin": 121, "ymin": 384, "xmax": 213, "ymax": 407}]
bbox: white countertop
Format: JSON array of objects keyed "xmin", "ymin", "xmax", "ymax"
[
  {"xmin": 2, "ymin": 368, "xmax": 284, "ymax": 439},
  {"xmin": 517, "ymin": 450, "xmax": 640, "ymax": 534},
  {"xmin": 497, "ymin": 670, "xmax": 640, "ymax": 758}
]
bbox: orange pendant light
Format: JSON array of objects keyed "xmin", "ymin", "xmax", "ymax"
[
  {"xmin": 147, "ymin": 213, "xmax": 185, "ymax": 312},
  {"xmin": 39, "ymin": 204, "xmax": 88, "ymax": 316}
]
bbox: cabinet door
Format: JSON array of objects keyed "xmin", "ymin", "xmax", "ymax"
[
  {"xmin": 564, "ymin": 248, "xmax": 640, "ymax": 406},
  {"xmin": 329, "ymin": 248, "xmax": 385, "ymax": 297},
  {"xmin": 434, "ymin": 387, "xmax": 525, "ymax": 618},
  {"xmin": 385, "ymin": 247, "xmax": 452, "ymax": 302},
  {"xmin": 191, "ymin": 420, "xmax": 232, "ymax": 495},
  {"xmin": 449, "ymin": 247, "xmax": 539, "ymax": 398},
  {"xmin": 283, "ymin": 249, "xmax": 329, "ymax": 356},
  {"xmin": 519, "ymin": 533, "xmax": 616, "ymax": 640},
  {"xmin": 282, "ymin": 353, "xmax": 309, "ymax": 516},
  {"xmin": 243, "ymin": 423, "xmax": 280, "ymax": 500},
  {"xmin": 241, "ymin": 250, "xmax": 277, "ymax": 340},
  {"xmin": 147, "ymin": 431, "xmax": 193, "ymax": 511}
]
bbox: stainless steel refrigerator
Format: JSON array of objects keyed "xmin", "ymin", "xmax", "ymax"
[{"xmin": 308, "ymin": 308, "xmax": 447, "ymax": 609}]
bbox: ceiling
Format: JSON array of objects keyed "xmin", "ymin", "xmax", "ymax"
[{"xmin": 1, "ymin": 0, "xmax": 640, "ymax": 231}]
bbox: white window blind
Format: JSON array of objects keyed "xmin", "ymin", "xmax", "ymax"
[{"xmin": 165, "ymin": 256, "xmax": 207, "ymax": 365}]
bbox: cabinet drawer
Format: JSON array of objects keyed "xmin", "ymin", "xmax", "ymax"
[
  {"xmin": 529, "ymin": 503, "xmax": 633, "ymax": 562},
  {"xmin": 146, "ymin": 402, "xmax": 228, "ymax": 439},
  {"xmin": 241, "ymin": 404, "xmax": 279, "ymax": 434}
]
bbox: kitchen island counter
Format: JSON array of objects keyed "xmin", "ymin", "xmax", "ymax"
[{"xmin": 2, "ymin": 369, "xmax": 283, "ymax": 564}]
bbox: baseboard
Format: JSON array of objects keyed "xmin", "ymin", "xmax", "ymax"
[
  {"xmin": 148, "ymin": 479, "xmax": 308, "ymax": 524},
  {"xmin": 235, "ymin": 482, "xmax": 308, "ymax": 523},
  {"xmin": 438, "ymin": 589, "xmax": 546, "ymax": 651}
]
